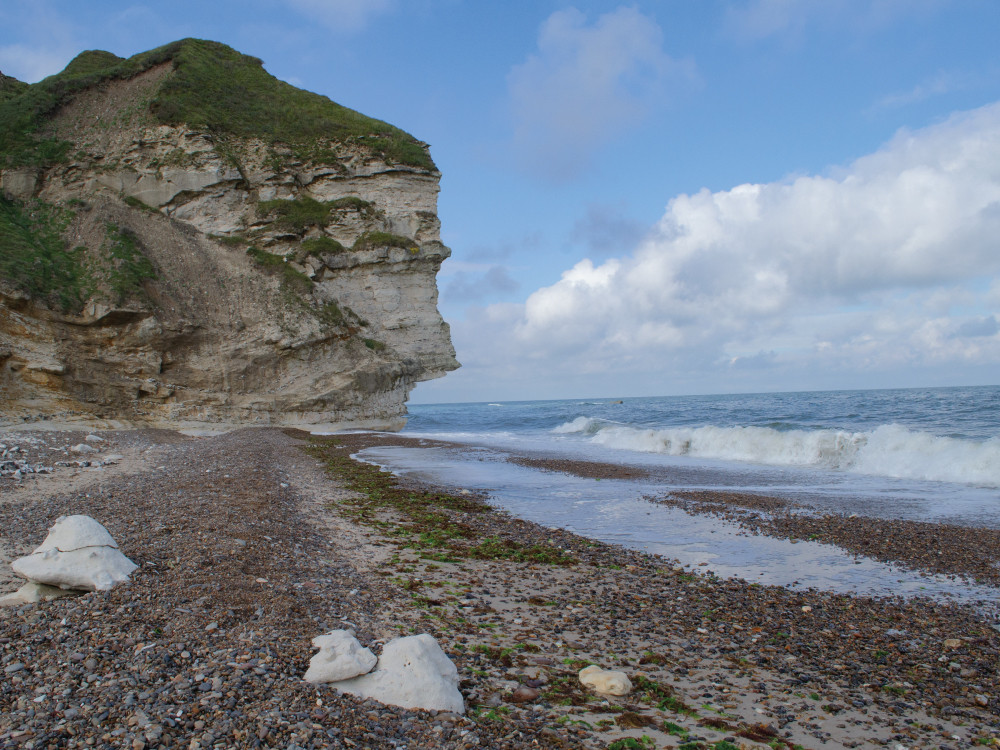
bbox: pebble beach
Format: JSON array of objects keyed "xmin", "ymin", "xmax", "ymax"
[{"xmin": 1, "ymin": 427, "xmax": 998, "ymax": 749}]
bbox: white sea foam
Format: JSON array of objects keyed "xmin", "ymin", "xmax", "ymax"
[{"xmin": 553, "ymin": 418, "xmax": 1000, "ymax": 488}]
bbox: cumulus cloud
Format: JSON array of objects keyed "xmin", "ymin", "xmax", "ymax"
[
  {"xmin": 507, "ymin": 6, "xmax": 693, "ymax": 181},
  {"xmin": 284, "ymin": 0, "xmax": 395, "ymax": 33},
  {"xmin": 465, "ymin": 102, "xmax": 1000, "ymax": 390}
]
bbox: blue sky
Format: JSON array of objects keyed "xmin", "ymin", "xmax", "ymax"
[{"xmin": 2, "ymin": 1, "xmax": 999, "ymax": 403}]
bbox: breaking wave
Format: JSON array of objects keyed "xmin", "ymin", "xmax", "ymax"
[{"xmin": 553, "ymin": 417, "xmax": 1000, "ymax": 488}]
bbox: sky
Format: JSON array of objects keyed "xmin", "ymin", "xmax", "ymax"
[{"xmin": 2, "ymin": 1, "xmax": 999, "ymax": 404}]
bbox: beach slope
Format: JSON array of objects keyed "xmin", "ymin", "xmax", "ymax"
[{"xmin": 1, "ymin": 428, "xmax": 997, "ymax": 749}]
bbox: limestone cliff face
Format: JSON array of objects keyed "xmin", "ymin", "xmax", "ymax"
[{"xmin": 0, "ymin": 43, "xmax": 458, "ymax": 430}]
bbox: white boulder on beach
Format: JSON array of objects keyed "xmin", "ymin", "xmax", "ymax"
[
  {"xmin": 579, "ymin": 664, "xmax": 633, "ymax": 696},
  {"xmin": 304, "ymin": 630, "xmax": 377, "ymax": 683},
  {"xmin": 10, "ymin": 514, "xmax": 138, "ymax": 592},
  {"xmin": 310, "ymin": 633, "xmax": 465, "ymax": 714}
]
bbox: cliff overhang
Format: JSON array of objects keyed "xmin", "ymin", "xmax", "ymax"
[{"xmin": 0, "ymin": 40, "xmax": 458, "ymax": 430}]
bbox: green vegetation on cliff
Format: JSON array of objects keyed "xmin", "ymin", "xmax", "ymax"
[
  {"xmin": 353, "ymin": 231, "xmax": 419, "ymax": 253},
  {"xmin": 0, "ymin": 197, "xmax": 86, "ymax": 311},
  {"xmin": 245, "ymin": 245, "xmax": 312, "ymax": 293},
  {"xmin": 0, "ymin": 38, "xmax": 434, "ymax": 169},
  {"xmin": 0, "ymin": 197, "xmax": 157, "ymax": 312},
  {"xmin": 302, "ymin": 236, "xmax": 347, "ymax": 256},
  {"xmin": 256, "ymin": 195, "xmax": 384, "ymax": 234},
  {"xmin": 0, "ymin": 72, "xmax": 27, "ymax": 103},
  {"xmin": 257, "ymin": 196, "xmax": 334, "ymax": 232},
  {"xmin": 99, "ymin": 223, "xmax": 157, "ymax": 304}
]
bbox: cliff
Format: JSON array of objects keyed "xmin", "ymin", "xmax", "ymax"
[{"xmin": 0, "ymin": 40, "xmax": 458, "ymax": 431}]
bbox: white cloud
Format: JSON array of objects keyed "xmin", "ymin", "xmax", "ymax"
[
  {"xmin": 874, "ymin": 71, "xmax": 962, "ymax": 110},
  {"xmin": 725, "ymin": 0, "xmax": 944, "ymax": 41},
  {"xmin": 443, "ymin": 266, "xmax": 519, "ymax": 303},
  {"xmin": 0, "ymin": 2, "xmax": 79, "ymax": 82},
  {"xmin": 724, "ymin": 0, "xmax": 809, "ymax": 40},
  {"xmin": 454, "ymin": 102, "xmax": 1000, "ymax": 393},
  {"xmin": 0, "ymin": 43, "xmax": 72, "ymax": 82},
  {"xmin": 570, "ymin": 203, "xmax": 647, "ymax": 259},
  {"xmin": 284, "ymin": 0, "xmax": 395, "ymax": 34},
  {"xmin": 507, "ymin": 6, "xmax": 693, "ymax": 181}
]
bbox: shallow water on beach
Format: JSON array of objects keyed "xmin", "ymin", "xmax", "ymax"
[{"xmin": 357, "ymin": 444, "xmax": 1000, "ymax": 610}]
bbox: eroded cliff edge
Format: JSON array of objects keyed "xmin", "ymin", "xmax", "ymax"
[{"xmin": 0, "ymin": 40, "xmax": 458, "ymax": 430}]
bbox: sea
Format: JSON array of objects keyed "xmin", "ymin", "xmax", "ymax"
[{"xmin": 355, "ymin": 385, "xmax": 1000, "ymax": 608}]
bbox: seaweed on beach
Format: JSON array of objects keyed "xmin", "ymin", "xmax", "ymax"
[{"xmin": 304, "ymin": 436, "xmax": 576, "ymax": 565}]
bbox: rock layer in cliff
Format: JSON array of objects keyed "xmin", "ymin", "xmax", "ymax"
[{"xmin": 0, "ymin": 39, "xmax": 458, "ymax": 430}]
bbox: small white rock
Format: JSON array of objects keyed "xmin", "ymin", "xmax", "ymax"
[
  {"xmin": 578, "ymin": 665, "xmax": 632, "ymax": 696},
  {"xmin": 304, "ymin": 630, "xmax": 377, "ymax": 683}
]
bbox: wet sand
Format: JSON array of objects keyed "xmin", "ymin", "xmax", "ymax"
[
  {"xmin": 504, "ymin": 452, "xmax": 1000, "ymax": 587},
  {"xmin": 0, "ymin": 428, "xmax": 997, "ymax": 749},
  {"xmin": 655, "ymin": 491, "xmax": 1000, "ymax": 587}
]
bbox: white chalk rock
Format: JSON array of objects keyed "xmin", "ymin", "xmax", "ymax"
[
  {"xmin": 579, "ymin": 665, "xmax": 633, "ymax": 696},
  {"xmin": 11, "ymin": 515, "xmax": 137, "ymax": 591},
  {"xmin": 333, "ymin": 634, "xmax": 465, "ymax": 714},
  {"xmin": 33, "ymin": 514, "xmax": 118, "ymax": 552},
  {"xmin": 0, "ymin": 581, "xmax": 84, "ymax": 606},
  {"xmin": 70, "ymin": 443, "xmax": 98, "ymax": 454},
  {"xmin": 304, "ymin": 630, "xmax": 377, "ymax": 683}
]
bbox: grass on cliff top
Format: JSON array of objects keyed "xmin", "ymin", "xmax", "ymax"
[
  {"xmin": 0, "ymin": 38, "xmax": 434, "ymax": 169},
  {"xmin": 305, "ymin": 436, "xmax": 576, "ymax": 565},
  {"xmin": 0, "ymin": 72, "xmax": 27, "ymax": 104}
]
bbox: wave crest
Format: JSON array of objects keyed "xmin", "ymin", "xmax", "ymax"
[{"xmin": 552, "ymin": 418, "xmax": 1000, "ymax": 487}]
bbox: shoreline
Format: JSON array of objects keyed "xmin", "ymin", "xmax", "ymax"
[
  {"xmin": 1, "ymin": 427, "xmax": 998, "ymax": 749},
  {"xmin": 652, "ymin": 491, "xmax": 1000, "ymax": 588},
  {"xmin": 482, "ymin": 450, "xmax": 1000, "ymax": 589}
]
